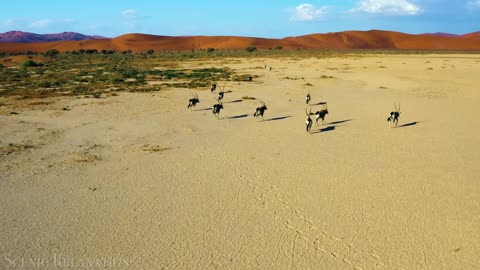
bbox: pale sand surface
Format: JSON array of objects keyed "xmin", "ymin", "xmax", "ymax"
[{"xmin": 1, "ymin": 54, "xmax": 479, "ymax": 269}]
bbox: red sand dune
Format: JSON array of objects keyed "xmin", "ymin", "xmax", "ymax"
[
  {"xmin": 0, "ymin": 30, "xmax": 479, "ymax": 53},
  {"xmin": 461, "ymin": 31, "xmax": 480, "ymax": 39}
]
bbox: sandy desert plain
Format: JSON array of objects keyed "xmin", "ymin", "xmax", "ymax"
[{"xmin": 0, "ymin": 51, "xmax": 479, "ymax": 269}]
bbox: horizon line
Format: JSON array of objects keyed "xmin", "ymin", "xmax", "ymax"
[{"xmin": 1, "ymin": 29, "xmax": 480, "ymax": 40}]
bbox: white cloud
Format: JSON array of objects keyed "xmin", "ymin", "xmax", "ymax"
[
  {"xmin": 2, "ymin": 18, "xmax": 26, "ymax": 30},
  {"xmin": 0, "ymin": 18, "xmax": 78, "ymax": 33},
  {"xmin": 3, "ymin": 19, "xmax": 17, "ymax": 28},
  {"xmin": 121, "ymin": 9, "xmax": 144, "ymax": 29},
  {"xmin": 0, "ymin": 19, "xmax": 14, "ymax": 32},
  {"xmin": 30, "ymin": 19, "xmax": 53, "ymax": 29},
  {"xmin": 468, "ymin": 0, "xmax": 480, "ymax": 7},
  {"xmin": 122, "ymin": 9, "xmax": 138, "ymax": 20},
  {"xmin": 291, "ymin": 3, "xmax": 327, "ymax": 21},
  {"xmin": 354, "ymin": 0, "xmax": 422, "ymax": 15}
]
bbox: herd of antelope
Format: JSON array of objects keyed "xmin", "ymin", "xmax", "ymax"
[{"xmin": 187, "ymin": 80, "xmax": 401, "ymax": 133}]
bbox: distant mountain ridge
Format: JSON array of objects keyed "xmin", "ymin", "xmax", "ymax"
[
  {"xmin": 0, "ymin": 30, "xmax": 480, "ymax": 52},
  {"xmin": 0, "ymin": 31, "xmax": 107, "ymax": 43},
  {"xmin": 421, "ymin": 32, "xmax": 459, "ymax": 37}
]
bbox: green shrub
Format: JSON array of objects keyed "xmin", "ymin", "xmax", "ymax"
[
  {"xmin": 245, "ymin": 46, "xmax": 257, "ymax": 53},
  {"xmin": 38, "ymin": 81, "xmax": 52, "ymax": 88},
  {"xmin": 136, "ymin": 74, "xmax": 146, "ymax": 83},
  {"xmin": 72, "ymin": 85, "xmax": 89, "ymax": 94},
  {"xmin": 232, "ymin": 74, "xmax": 254, "ymax": 81},
  {"xmin": 36, "ymin": 79, "xmax": 63, "ymax": 88},
  {"xmin": 110, "ymin": 75, "xmax": 124, "ymax": 83},
  {"xmin": 45, "ymin": 49, "xmax": 60, "ymax": 60},
  {"xmin": 21, "ymin": 60, "xmax": 38, "ymax": 68}
]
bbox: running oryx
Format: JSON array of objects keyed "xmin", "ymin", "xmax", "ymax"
[
  {"xmin": 253, "ymin": 99, "xmax": 267, "ymax": 120},
  {"xmin": 306, "ymin": 108, "xmax": 313, "ymax": 133},
  {"xmin": 210, "ymin": 83, "xmax": 217, "ymax": 93},
  {"xmin": 312, "ymin": 104, "xmax": 328, "ymax": 125},
  {"xmin": 387, "ymin": 103, "xmax": 401, "ymax": 127},
  {"xmin": 187, "ymin": 92, "xmax": 200, "ymax": 110},
  {"xmin": 212, "ymin": 99, "xmax": 224, "ymax": 118}
]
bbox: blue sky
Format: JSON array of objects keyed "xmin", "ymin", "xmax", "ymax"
[{"xmin": 1, "ymin": 1, "xmax": 479, "ymax": 37}]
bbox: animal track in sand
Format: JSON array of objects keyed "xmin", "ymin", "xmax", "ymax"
[
  {"xmin": 72, "ymin": 144, "xmax": 103, "ymax": 163},
  {"xmin": 229, "ymin": 161, "xmax": 385, "ymax": 269},
  {"xmin": 141, "ymin": 144, "xmax": 171, "ymax": 153}
]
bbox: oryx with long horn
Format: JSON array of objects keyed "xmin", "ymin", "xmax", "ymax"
[
  {"xmin": 217, "ymin": 86, "xmax": 225, "ymax": 102},
  {"xmin": 387, "ymin": 103, "xmax": 401, "ymax": 127},
  {"xmin": 312, "ymin": 104, "xmax": 328, "ymax": 125},
  {"xmin": 187, "ymin": 92, "xmax": 200, "ymax": 110},
  {"xmin": 212, "ymin": 98, "xmax": 224, "ymax": 118},
  {"xmin": 210, "ymin": 82, "xmax": 217, "ymax": 93},
  {"xmin": 306, "ymin": 108, "xmax": 313, "ymax": 133},
  {"xmin": 253, "ymin": 99, "xmax": 268, "ymax": 120}
]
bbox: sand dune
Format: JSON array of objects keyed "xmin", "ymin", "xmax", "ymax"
[
  {"xmin": 462, "ymin": 31, "xmax": 480, "ymax": 39},
  {"xmin": 1, "ymin": 30, "xmax": 480, "ymax": 53},
  {"xmin": 1, "ymin": 54, "xmax": 479, "ymax": 269}
]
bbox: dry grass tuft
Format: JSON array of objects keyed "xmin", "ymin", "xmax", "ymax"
[
  {"xmin": 142, "ymin": 144, "xmax": 171, "ymax": 153},
  {"xmin": 0, "ymin": 143, "xmax": 35, "ymax": 156}
]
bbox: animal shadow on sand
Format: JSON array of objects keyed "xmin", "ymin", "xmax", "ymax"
[
  {"xmin": 226, "ymin": 114, "xmax": 249, "ymax": 120},
  {"xmin": 196, "ymin": 107, "xmax": 213, "ymax": 111},
  {"xmin": 312, "ymin": 126, "xmax": 337, "ymax": 134},
  {"xmin": 225, "ymin": 99, "xmax": 243, "ymax": 104},
  {"xmin": 311, "ymin": 119, "xmax": 353, "ymax": 134},
  {"xmin": 309, "ymin": 102, "xmax": 327, "ymax": 106},
  {"xmin": 397, "ymin": 121, "xmax": 419, "ymax": 128},
  {"xmin": 328, "ymin": 119, "xmax": 353, "ymax": 125},
  {"xmin": 263, "ymin": 116, "xmax": 292, "ymax": 122}
]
